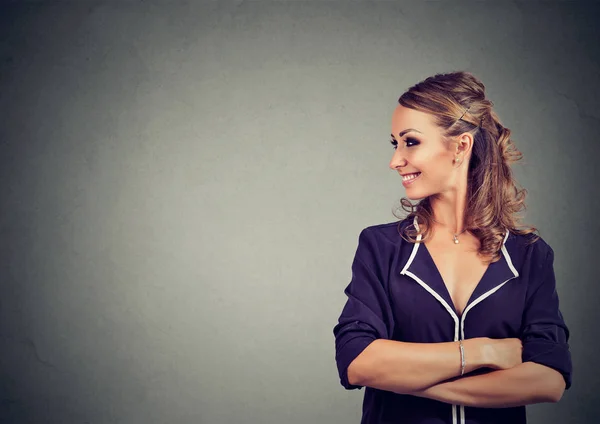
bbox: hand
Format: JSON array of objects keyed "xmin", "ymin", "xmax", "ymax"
[{"xmin": 483, "ymin": 337, "xmax": 523, "ymax": 370}]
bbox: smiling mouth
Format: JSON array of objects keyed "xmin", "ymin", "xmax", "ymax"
[{"xmin": 402, "ymin": 172, "xmax": 421, "ymax": 182}]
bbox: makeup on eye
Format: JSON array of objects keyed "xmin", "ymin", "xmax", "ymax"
[{"xmin": 389, "ymin": 136, "xmax": 420, "ymax": 149}]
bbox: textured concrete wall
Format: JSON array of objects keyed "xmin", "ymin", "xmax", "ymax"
[{"xmin": 0, "ymin": 1, "xmax": 598, "ymax": 423}]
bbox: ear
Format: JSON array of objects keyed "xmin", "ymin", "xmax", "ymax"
[{"xmin": 455, "ymin": 132, "xmax": 474, "ymax": 158}]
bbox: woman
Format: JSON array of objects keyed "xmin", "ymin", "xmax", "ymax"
[{"xmin": 332, "ymin": 71, "xmax": 572, "ymax": 424}]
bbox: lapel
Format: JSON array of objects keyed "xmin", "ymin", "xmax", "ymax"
[{"xmin": 400, "ymin": 216, "xmax": 519, "ymax": 320}]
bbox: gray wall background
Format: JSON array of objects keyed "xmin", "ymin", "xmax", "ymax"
[{"xmin": 1, "ymin": 1, "xmax": 598, "ymax": 423}]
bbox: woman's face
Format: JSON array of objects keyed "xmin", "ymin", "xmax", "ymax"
[{"xmin": 389, "ymin": 104, "xmax": 465, "ymax": 200}]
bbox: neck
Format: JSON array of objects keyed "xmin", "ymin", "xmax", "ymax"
[{"xmin": 428, "ymin": 188, "xmax": 468, "ymax": 235}]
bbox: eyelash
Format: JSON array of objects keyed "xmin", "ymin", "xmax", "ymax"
[{"xmin": 390, "ymin": 137, "xmax": 419, "ymax": 150}]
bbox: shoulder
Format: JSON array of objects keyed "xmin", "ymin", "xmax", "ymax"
[
  {"xmin": 511, "ymin": 230, "xmax": 552, "ymax": 252},
  {"xmin": 359, "ymin": 217, "xmax": 412, "ymax": 246},
  {"xmin": 508, "ymin": 230, "xmax": 555, "ymax": 272},
  {"xmin": 350, "ymin": 219, "xmax": 411, "ymax": 279},
  {"xmin": 351, "ymin": 218, "xmax": 413, "ymax": 266}
]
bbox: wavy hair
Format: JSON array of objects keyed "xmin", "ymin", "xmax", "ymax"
[{"xmin": 393, "ymin": 71, "xmax": 539, "ymax": 264}]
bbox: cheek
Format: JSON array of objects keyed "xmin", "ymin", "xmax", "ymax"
[
  {"xmin": 422, "ymin": 159, "xmax": 454, "ymax": 188},
  {"xmin": 418, "ymin": 152, "xmax": 449, "ymax": 175}
]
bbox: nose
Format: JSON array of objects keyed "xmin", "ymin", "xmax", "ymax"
[{"xmin": 389, "ymin": 149, "xmax": 407, "ymax": 171}]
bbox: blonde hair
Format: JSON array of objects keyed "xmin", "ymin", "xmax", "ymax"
[{"xmin": 393, "ymin": 71, "xmax": 539, "ymax": 264}]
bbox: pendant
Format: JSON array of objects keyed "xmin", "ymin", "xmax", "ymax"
[{"xmin": 453, "ymin": 235, "xmax": 459, "ymax": 244}]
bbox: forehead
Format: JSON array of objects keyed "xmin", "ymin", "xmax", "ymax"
[{"xmin": 391, "ymin": 105, "xmax": 437, "ymax": 135}]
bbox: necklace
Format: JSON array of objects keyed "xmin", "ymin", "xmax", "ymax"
[
  {"xmin": 430, "ymin": 217, "xmax": 468, "ymax": 244},
  {"xmin": 452, "ymin": 229, "xmax": 468, "ymax": 244}
]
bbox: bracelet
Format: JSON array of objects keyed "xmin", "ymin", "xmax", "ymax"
[{"xmin": 459, "ymin": 340, "xmax": 465, "ymax": 376}]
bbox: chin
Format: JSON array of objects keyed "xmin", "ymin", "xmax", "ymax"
[{"xmin": 405, "ymin": 192, "xmax": 427, "ymax": 201}]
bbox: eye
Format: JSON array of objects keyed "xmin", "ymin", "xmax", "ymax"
[
  {"xmin": 390, "ymin": 137, "xmax": 420, "ymax": 150},
  {"xmin": 404, "ymin": 136, "xmax": 420, "ymax": 147}
]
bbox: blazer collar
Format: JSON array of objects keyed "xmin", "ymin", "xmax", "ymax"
[{"xmin": 400, "ymin": 216, "xmax": 519, "ymax": 319}]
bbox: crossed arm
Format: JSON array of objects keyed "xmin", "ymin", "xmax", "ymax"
[
  {"xmin": 408, "ymin": 361, "xmax": 566, "ymax": 408},
  {"xmin": 335, "ymin": 231, "xmax": 571, "ymax": 407},
  {"xmin": 407, "ymin": 249, "xmax": 570, "ymax": 408},
  {"xmin": 348, "ymin": 338, "xmax": 566, "ymax": 408}
]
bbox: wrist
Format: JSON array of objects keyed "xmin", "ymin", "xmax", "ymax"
[
  {"xmin": 476, "ymin": 337, "xmax": 495, "ymax": 368},
  {"xmin": 461, "ymin": 337, "xmax": 492, "ymax": 372}
]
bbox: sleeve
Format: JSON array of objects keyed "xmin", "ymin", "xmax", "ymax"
[
  {"xmin": 520, "ymin": 245, "xmax": 572, "ymax": 390},
  {"xmin": 332, "ymin": 227, "xmax": 395, "ymax": 390}
]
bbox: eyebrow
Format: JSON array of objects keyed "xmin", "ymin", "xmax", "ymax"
[{"xmin": 391, "ymin": 128, "xmax": 423, "ymax": 139}]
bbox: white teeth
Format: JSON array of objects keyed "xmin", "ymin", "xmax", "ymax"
[{"xmin": 402, "ymin": 172, "xmax": 421, "ymax": 181}]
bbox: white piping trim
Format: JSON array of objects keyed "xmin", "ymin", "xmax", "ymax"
[
  {"xmin": 502, "ymin": 243, "xmax": 519, "ymax": 277},
  {"xmin": 402, "ymin": 270, "xmax": 460, "ymax": 340},
  {"xmin": 403, "ymin": 221, "xmax": 518, "ymax": 424},
  {"xmin": 402, "ymin": 217, "xmax": 460, "ymax": 424},
  {"xmin": 400, "ymin": 222, "xmax": 460, "ymax": 340},
  {"xmin": 400, "ymin": 237, "xmax": 420, "ymax": 275},
  {"xmin": 460, "ymin": 279, "xmax": 513, "ymax": 339},
  {"xmin": 458, "ymin": 229, "xmax": 519, "ymax": 424},
  {"xmin": 460, "ymin": 229, "xmax": 519, "ymax": 340}
]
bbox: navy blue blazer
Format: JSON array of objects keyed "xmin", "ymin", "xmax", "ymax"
[{"xmin": 333, "ymin": 216, "xmax": 572, "ymax": 424}]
